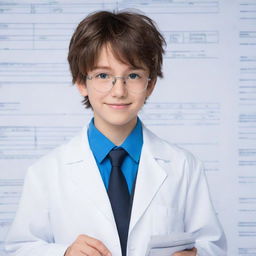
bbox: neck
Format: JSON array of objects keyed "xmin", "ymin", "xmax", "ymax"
[{"xmin": 94, "ymin": 118, "xmax": 137, "ymax": 146}]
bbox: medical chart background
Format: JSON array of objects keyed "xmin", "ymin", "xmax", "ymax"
[{"xmin": 0, "ymin": 0, "xmax": 255, "ymax": 255}]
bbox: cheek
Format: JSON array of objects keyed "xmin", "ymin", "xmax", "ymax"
[
  {"xmin": 137, "ymin": 94, "xmax": 148, "ymax": 106},
  {"xmin": 87, "ymin": 90, "xmax": 105, "ymax": 107}
]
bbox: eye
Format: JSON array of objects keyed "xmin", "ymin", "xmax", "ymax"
[
  {"xmin": 128, "ymin": 73, "xmax": 141, "ymax": 80},
  {"xmin": 95, "ymin": 73, "xmax": 110, "ymax": 79}
]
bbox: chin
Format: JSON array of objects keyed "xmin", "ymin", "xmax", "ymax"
[{"xmin": 106, "ymin": 116, "xmax": 137, "ymax": 127}]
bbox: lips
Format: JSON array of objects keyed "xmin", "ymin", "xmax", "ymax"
[{"xmin": 106, "ymin": 103, "xmax": 131, "ymax": 109}]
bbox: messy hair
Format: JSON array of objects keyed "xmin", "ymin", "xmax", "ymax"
[{"xmin": 68, "ymin": 10, "xmax": 166, "ymax": 108}]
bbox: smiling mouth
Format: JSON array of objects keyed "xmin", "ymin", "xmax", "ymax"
[{"xmin": 107, "ymin": 103, "xmax": 131, "ymax": 109}]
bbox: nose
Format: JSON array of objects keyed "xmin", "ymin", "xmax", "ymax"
[{"xmin": 111, "ymin": 77, "xmax": 127, "ymax": 97}]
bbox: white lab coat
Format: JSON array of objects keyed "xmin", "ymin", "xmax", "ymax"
[{"xmin": 5, "ymin": 124, "xmax": 227, "ymax": 256}]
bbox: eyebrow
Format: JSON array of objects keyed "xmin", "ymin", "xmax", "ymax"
[
  {"xmin": 91, "ymin": 66, "xmax": 111, "ymax": 70},
  {"xmin": 91, "ymin": 65, "xmax": 146, "ymax": 71}
]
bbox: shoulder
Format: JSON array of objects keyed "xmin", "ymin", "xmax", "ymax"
[
  {"xmin": 27, "ymin": 126, "xmax": 87, "ymax": 178},
  {"xmin": 142, "ymin": 125, "xmax": 204, "ymax": 174}
]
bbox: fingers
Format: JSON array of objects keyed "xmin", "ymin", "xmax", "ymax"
[
  {"xmin": 82, "ymin": 235, "xmax": 111, "ymax": 256},
  {"xmin": 172, "ymin": 247, "xmax": 197, "ymax": 256},
  {"xmin": 65, "ymin": 234, "xmax": 111, "ymax": 256}
]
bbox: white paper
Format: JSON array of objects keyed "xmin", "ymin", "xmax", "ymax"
[{"xmin": 146, "ymin": 232, "xmax": 195, "ymax": 256}]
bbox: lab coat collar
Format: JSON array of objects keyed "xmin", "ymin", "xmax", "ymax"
[
  {"xmin": 61, "ymin": 125, "xmax": 116, "ymax": 225},
  {"xmin": 128, "ymin": 124, "xmax": 169, "ymax": 234}
]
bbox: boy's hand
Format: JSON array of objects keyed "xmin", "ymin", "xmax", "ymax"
[
  {"xmin": 64, "ymin": 234, "xmax": 112, "ymax": 256},
  {"xmin": 172, "ymin": 247, "xmax": 197, "ymax": 256}
]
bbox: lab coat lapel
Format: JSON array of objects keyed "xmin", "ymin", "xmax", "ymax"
[
  {"xmin": 63, "ymin": 127, "xmax": 115, "ymax": 224},
  {"xmin": 129, "ymin": 126, "xmax": 168, "ymax": 233}
]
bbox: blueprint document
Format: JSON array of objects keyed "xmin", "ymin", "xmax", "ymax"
[
  {"xmin": 146, "ymin": 232, "xmax": 195, "ymax": 256},
  {"xmin": 1, "ymin": 0, "xmax": 256, "ymax": 255}
]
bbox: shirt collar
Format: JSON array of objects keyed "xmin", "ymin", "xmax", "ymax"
[
  {"xmin": 87, "ymin": 119, "xmax": 115, "ymax": 163},
  {"xmin": 87, "ymin": 118, "xmax": 143, "ymax": 163},
  {"xmin": 120, "ymin": 118, "xmax": 143, "ymax": 163}
]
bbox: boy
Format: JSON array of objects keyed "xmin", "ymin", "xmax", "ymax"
[{"xmin": 5, "ymin": 10, "xmax": 226, "ymax": 256}]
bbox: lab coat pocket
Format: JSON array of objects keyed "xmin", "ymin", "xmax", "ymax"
[{"xmin": 151, "ymin": 205, "xmax": 178, "ymax": 235}]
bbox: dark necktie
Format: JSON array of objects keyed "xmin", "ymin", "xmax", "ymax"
[{"xmin": 107, "ymin": 148, "xmax": 130, "ymax": 256}]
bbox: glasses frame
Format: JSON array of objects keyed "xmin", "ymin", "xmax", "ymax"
[{"xmin": 85, "ymin": 73, "xmax": 151, "ymax": 93}]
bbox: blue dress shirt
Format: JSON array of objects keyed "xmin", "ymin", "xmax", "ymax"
[{"xmin": 87, "ymin": 118, "xmax": 143, "ymax": 194}]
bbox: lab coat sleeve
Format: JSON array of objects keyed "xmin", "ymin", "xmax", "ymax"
[
  {"xmin": 184, "ymin": 155, "xmax": 227, "ymax": 256},
  {"xmin": 4, "ymin": 166, "xmax": 68, "ymax": 256}
]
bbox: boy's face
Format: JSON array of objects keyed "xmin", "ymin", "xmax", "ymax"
[{"xmin": 76, "ymin": 45, "xmax": 156, "ymax": 133}]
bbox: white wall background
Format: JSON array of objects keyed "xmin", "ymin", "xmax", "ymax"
[{"xmin": 0, "ymin": 0, "xmax": 255, "ymax": 255}]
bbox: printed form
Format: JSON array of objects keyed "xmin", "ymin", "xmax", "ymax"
[{"xmin": 0, "ymin": 1, "xmax": 255, "ymax": 255}]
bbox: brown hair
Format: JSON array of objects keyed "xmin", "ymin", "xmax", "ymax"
[{"xmin": 68, "ymin": 10, "xmax": 166, "ymax": 108}]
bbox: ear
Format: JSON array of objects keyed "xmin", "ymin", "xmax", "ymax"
[
  {"xmin": 146, "ymin": 78, "xmax": 156, "ymax": 98},
  {"xmin": 76, "ymin": 81, "xmax": 88, "ymax": 97}
]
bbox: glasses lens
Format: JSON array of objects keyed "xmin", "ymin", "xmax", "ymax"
[
  {"xmin": 126, "ymin": 76, "xmax": 149, "ymax": 93},
  {"xmin": 88, "ymin": 74, "xmax": 113, "ymax": 92}
]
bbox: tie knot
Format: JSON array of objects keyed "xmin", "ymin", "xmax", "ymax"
[{"xmin": 108, "ymin": 148, "xmax": 127, "ymax": 167}]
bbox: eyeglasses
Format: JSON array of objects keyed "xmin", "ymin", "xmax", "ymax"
[{"xmin": 85, "ymin": 72, "xmax": 151, "ymax": 93}]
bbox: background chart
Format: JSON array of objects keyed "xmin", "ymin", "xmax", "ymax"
[{"xmin": 0, "ymin": 0, "xmax": 255, "ymax": 255}]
